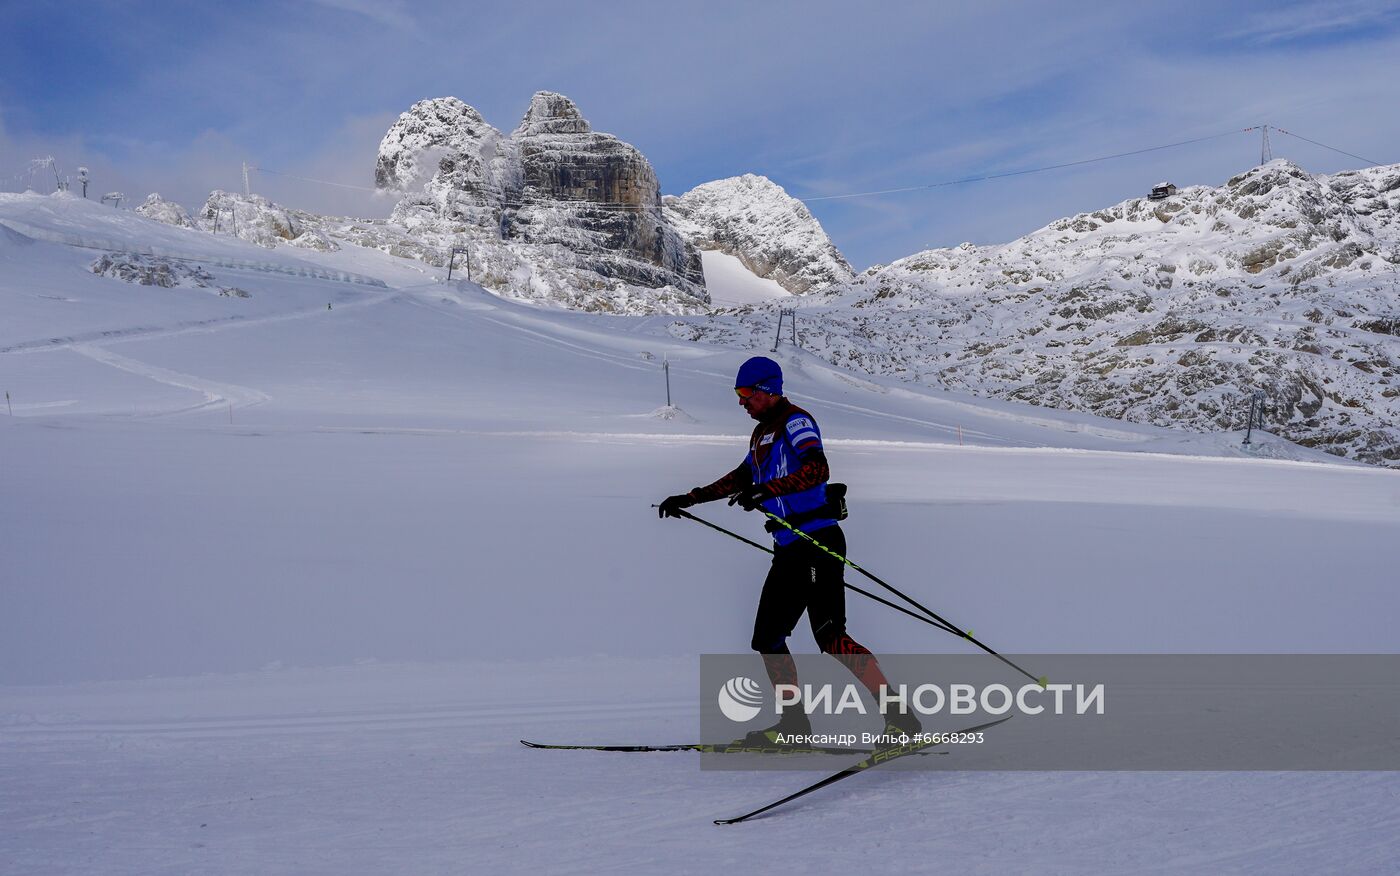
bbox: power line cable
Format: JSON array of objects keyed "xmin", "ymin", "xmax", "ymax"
[
  {"xmin": 251, "ymin": 166, "xmax": 379, "ymax": 192},
  {"xmin": 1269, "ymin": 126, "xmax": 1385, "ymax": 168},
  {"xmin": 800, "ymin": 127, "xmax": 1259, "ymax": 202},
  {"xmin": 251, "ymin": 129, "xmax": 1256, "ymax": 211},
  {"xmin": 247, "ymin": 123, "xmax": 1389, "ymax": 215}
]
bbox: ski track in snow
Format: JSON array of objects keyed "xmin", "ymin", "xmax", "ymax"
[
  {"xmin": 3, "ymin": 288, "xmax": 396, "ymax": 357},
  {"xmin": 3, "ymin": 664, "xmax": 1396, "ymax": 875},
  {"xmin": 400, "ymin": 290, "xmax": 665, "ymax": 376},
  {"xmin": 7, "ymin": 288, "xmax": 395, "ymax": 417},
  {"xmin": 71, "ymin": 344, "xmax": 271, "ymax": 415}
]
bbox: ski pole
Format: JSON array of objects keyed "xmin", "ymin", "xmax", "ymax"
[
  {"xmin": 760, "ymin": 510, "xmax": 1048, "ymax": 689},
  {"xmin": 659, "ymin": 507, "xmax": 965, "ymax": 636}
]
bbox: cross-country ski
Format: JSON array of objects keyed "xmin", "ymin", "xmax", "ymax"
[{"xmin": 714, "ymin": 716, "xmax": 1014, "ymax": 824}]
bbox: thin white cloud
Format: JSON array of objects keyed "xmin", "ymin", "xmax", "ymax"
[
  {"xmin": 1224, "ymin": 0, "xmax": 1400, "ymax": 44},
  {"xmin": 302, "ymin": 0, "xmax": 426, "ymax": 39}
]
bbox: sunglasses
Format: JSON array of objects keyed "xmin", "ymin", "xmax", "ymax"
[{"xmin": 735, "ymin": 385, "xmax": 764, "ymax": 399}]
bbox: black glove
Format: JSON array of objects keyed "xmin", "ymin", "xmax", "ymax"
[
  {"xmin": 658, "ymin": 494, "xmax": 694, "ymax": 519},
  {"xmin": 728, "ymin": 484, "xmax": 772, "ymax": 512}
]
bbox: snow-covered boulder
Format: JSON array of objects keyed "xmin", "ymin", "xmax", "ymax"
[
  {"xmin": 196, "ymin": 191, "xmax": 304, "ymax": 248},
  {"xmin": 135, "ymin": 193, "xmax": 197, "ymax": 229},
  {"xmin": 286, "ymin": 229, "xmax": 341, "ymax": 252},
  {"xmin": 664, "ymin": 174, "xmax": 854, "ymax": 294},
  {"xmin": 195, "ymin": 191, "xmax": 349, "ymax": 253},
  {"xmin": 89, "ymin": 252, "xmax": 249, "ymax": 297}
]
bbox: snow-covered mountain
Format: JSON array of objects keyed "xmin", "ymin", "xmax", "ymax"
[
  {"xmin": 132, "ymin": 96, "xmax": 863, "ymax": 316},
  {"xmin": 372, "ymin": 91, "xmax": 707, "ymax": 311},
  {"xmin": 663, "ymin": 174, "xmax": 854, "ymax": 294},
  {"xmin": 675, "ymin": 160, "xmax": 1400, "ymax": 466},
  {"xmin": 120, "ymin": 112, "xmax": 1399, "ymax": 466}
]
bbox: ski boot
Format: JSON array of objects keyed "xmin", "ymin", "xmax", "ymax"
[
  {"xmin": 733, "ymin": 710, "xmax": 813, "ymax": 751},
  {"xmin": 876, "ymin": 707, "xmax": 924, "ymax": 752}
]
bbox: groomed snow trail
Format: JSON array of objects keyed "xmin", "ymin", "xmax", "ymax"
[{"xmin": 4, "ymin": 193, "xmax": 1396, "ymax": 875}]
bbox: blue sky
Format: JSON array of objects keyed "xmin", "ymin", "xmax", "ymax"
[{"xmin": 3, "ymin": 0, "xmax": 1399, "ymax": 269}]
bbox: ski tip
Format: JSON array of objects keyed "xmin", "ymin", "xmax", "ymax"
[
  {"xmin": 714, "ymin": 818, "xmax": 744, "ymax": 826},
  {"xmin": 520, "ymin": 740, "xmax": 542, "ymax": 748}
]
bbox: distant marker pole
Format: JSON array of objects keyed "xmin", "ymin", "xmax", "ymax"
[
  {"xmin": 958, "ymin": 425, "xmax": 963, "ymax": 446},
  {"xmin": 5, "ymin": 391, "xmax": 10, "ymax": 416}
]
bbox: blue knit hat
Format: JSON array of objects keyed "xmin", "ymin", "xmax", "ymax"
[{"xmin": 735, "ymin": 356, "xmax": 783, "ymax": 395}]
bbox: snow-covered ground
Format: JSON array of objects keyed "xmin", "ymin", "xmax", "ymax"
[
  {"xmin": 2, "ymin": 195, "xmax": 1397, "ymax": 874},
  {"xmin": 701, "ymin": 249, "xmax": 792, "ymax": 306}
]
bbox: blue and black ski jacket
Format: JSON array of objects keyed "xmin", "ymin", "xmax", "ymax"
[{"xmin": 688, "ymin": 399, "xmax": 835, "ymax": 546}]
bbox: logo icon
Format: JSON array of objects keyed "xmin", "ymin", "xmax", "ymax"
[{"xmin": 718, "ymin": 676, "xmax": 765, "ymax": 722}]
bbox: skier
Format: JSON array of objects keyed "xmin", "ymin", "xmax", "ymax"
[{"xmin": 658, "ymin": 356, "xmax": 921, "ymax": 747}]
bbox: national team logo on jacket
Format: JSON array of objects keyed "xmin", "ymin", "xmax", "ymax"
[{"xmin": 786, "ymin": 416, "xmax": 820, "ymax": 449}]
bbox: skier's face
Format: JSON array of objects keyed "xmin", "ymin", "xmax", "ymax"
[{"xmin": 739, "ymin": 388, "xmax": 780, "ymax": 420}]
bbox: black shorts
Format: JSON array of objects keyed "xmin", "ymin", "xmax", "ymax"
[{"xmin": 750, "ymin": 524, "xmax": 847, "ymax": 653}]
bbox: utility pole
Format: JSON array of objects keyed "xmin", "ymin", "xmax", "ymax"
[
  {"xmin": 1242, "ymin": 390, "xmax": 1266, "ymax": 445},
  {"xmin": 447, "ymin": 245, "xmax": 471, "ymax": 282},
  {"xmin": 771, "ymin": 309, "xmax": 798, "ymax": 352},
  {"xmin": 242, "ymin": 162, "xmax": 251, "ymax": 197}
]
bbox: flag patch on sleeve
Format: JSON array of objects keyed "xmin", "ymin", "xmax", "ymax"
[{"xmin": 786, "ymin": 416, "xmax": 820, "ymax": 449}]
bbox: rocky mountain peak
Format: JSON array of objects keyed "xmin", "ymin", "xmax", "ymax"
[
  {"xmin": 514, "ymin": 91, "xmax": 591, "ymax": 137},
  {"xmin": 663, "ymin": 174, "xmax": 854, "ymax": 294},
  {"xmin": 375, "ymin": 97, "xmax": 502, "ymax": 192},
  {"xmin": 369, "ymin": 92, "xmax": 703, "ymax": 309}
]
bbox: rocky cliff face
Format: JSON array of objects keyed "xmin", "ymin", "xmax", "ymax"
[
  {"xmin": 373, "ymin": 91, "xmax": 705, "ymax": 310},
  {"xmin": 673, "ymin": 160, "xmax": 1400, "ymax": 466},
  {"xmin": 504, "ymin": 92, "xmax": 702, "ymax": 294},
  {"xmin": 663, "ymin": 174, "xmax": 854, "ymax": 294}
]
